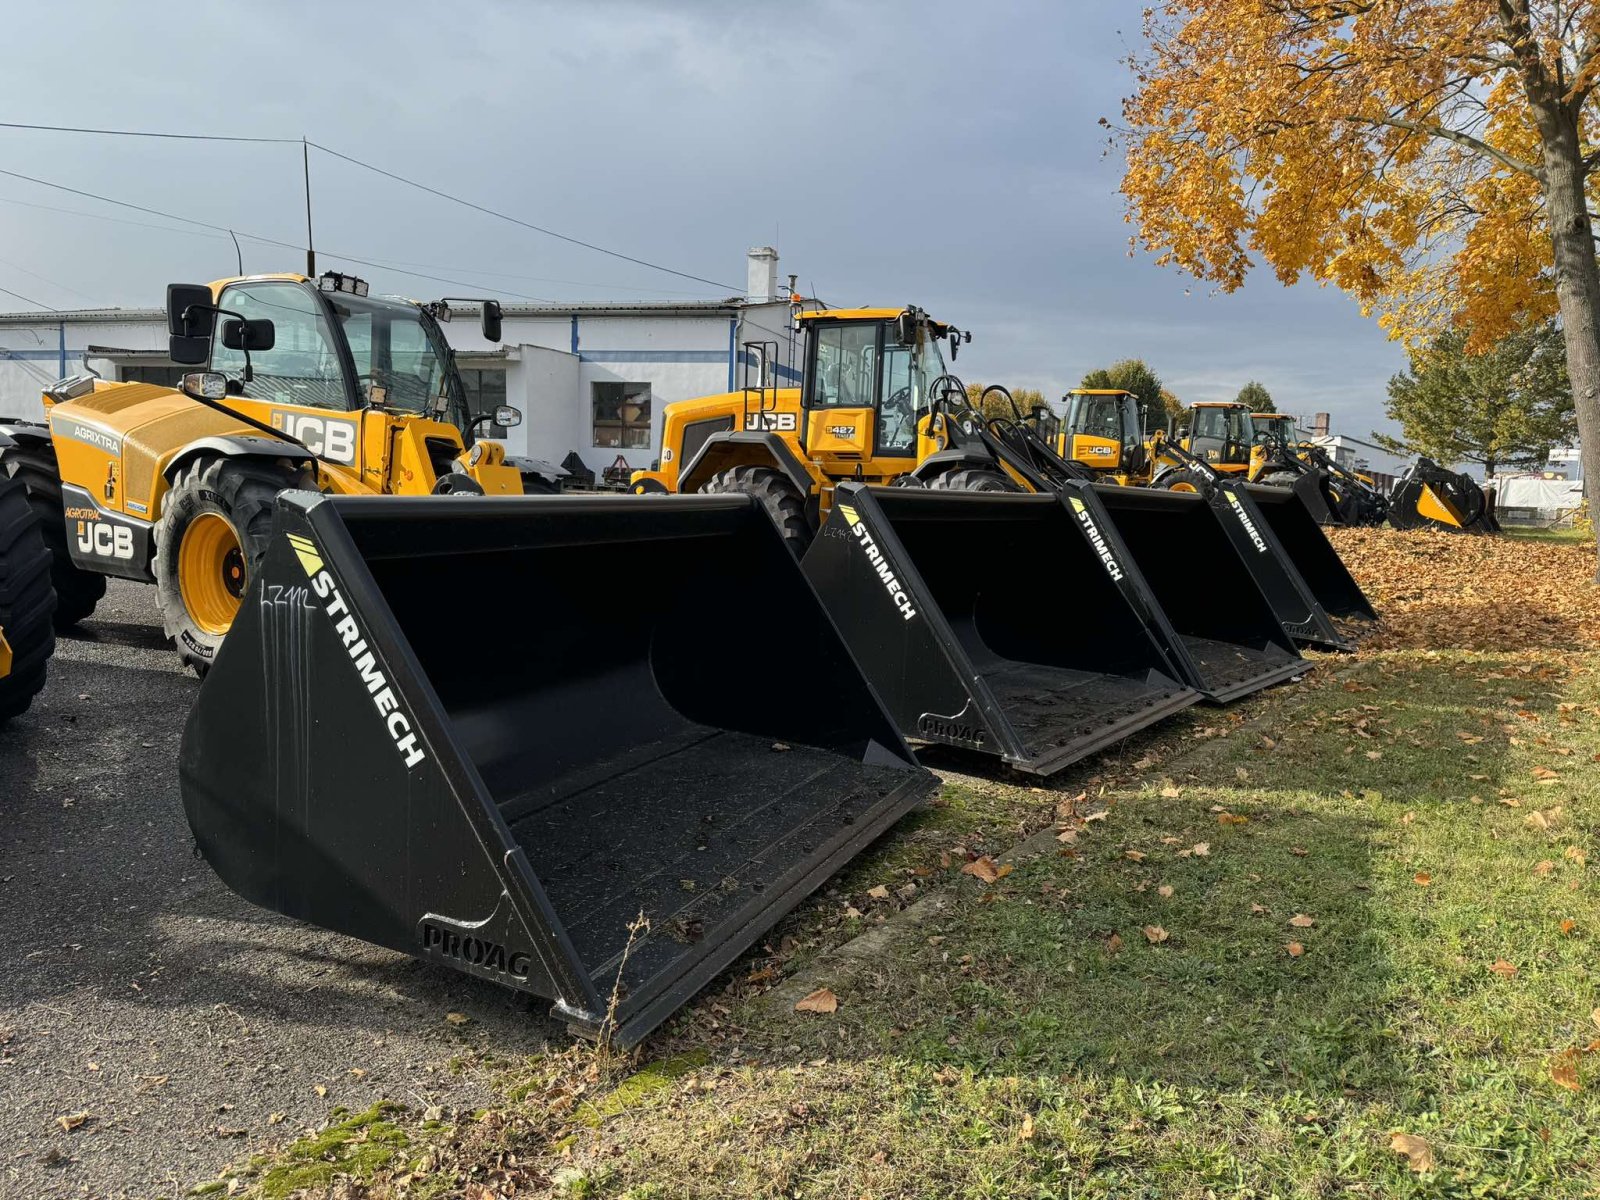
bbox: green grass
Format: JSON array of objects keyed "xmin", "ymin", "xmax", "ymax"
[
  {"xmin": 1500, "ymin": 524, "xmax": 1592, "ymax": 544},
  {"xmin": 545, "ymin": 648, "xmax": 1600, "ymax": 1198}
]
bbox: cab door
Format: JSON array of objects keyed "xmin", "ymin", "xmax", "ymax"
[
  {"xmin": 208, "ymin": 280, "xmax": 367, "ymax": 479},
  {"xmin": 803, "ymin": 320, "xmax": 881, "ymax": 474}
]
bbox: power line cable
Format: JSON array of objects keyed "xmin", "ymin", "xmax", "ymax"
[
  {"xmin": 0, "ymin": 122, "xmax": 741, "ymax": 295},
  {"xmin": 0, "ymin": 167, "xmax": 553, "ymax": 301},
  {"xmin": 308, "ymin": 141, "xmax": 742, "ymax": 292},
  {"xmin": 0, "ymin": 254, "xmax": 100, "ymax": 304},
  {"xmin": 0, "ymin": 282, "xmax": 56, "ymax": 310},
  {"xmin": 0, "ymin": 121, "xmax": 298, "ymax": 144}
]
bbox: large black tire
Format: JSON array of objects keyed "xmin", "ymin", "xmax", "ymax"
[
  {"xmin": 0, "ymin": 476, "xmax": 56, "ymax": 725},
  {"xmin": 153, "ymin": 456, "xmax": 315, "ymax": 676},
  {"xmin": 0, "ymin": 440, "xmax": 107, "ymax": 628},
  {"xmin": 698, "ymin": 465, "xmax": 811, "ymax": 556},
  {"xmin": 927, "ymin": 467, "xmax": 1023, "ymax": 493},
  {"xmin": 1156, "ymin": 467, "xmax": 1212, "ymax": 494}
]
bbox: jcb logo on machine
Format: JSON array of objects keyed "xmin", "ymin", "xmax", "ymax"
[
  {"xmin": 1067, "ymin": 497, "xmax": 1125, "ymax": 582},
  {"xmin": 285, "ymin": 531, "xmax": 427, "ymax": 769},
  {"xmin": 76, "ymin": 519, "xmax": 135, "ymax": 561},
  {"xmin": 1084, "ymin": 445, "xmax": 1114, "ymax": 458},
  {"xmin": 1224, "ymin": 491, "xmax": 1269, "ymax": 555},
  {"xmin": 744, "ymin": 411, "xmax": 797, "ymax": 432},
  {"xmin": 837, "ymin": 504, "xmax": 916, "ymax": 621},
  {"xmin": 271, "ymin": 411, "xmax": 358, "ymax": 464}
]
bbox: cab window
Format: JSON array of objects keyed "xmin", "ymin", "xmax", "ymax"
[
  {"xmin": 210, "ymin": 282, "xmax": 351, "ymax": 410},
  {"xmin": 809, "ymin": 323, "xmax": 879, "ymax": 408}
]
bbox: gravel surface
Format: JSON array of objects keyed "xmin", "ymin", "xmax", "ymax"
[{"xmin": 0, "ymin": 581, "xmax": 556, "ymax": 1200}]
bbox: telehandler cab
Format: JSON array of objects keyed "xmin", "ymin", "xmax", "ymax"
[
  {"xmin": 0, "ymin": 462, "xmax": 54, "ymax": 725},
  {"xmin": 0, "ymin": 271, "xmax": 559, "ymax": 673}
]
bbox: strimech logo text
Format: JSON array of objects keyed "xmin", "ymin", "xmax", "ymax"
[
  {"xmin": 286, "ymin": 532, "xmax": 426, "ymax": 769},
  {"xmin": 1068, "ymin": 497, "xmax": 1124, "ymax": 582},
  {"xmin": 1224, "ymin": 491, "xmax": 1269, "ymax": 555},
  {"xmin": 837, "ymin": 504, "xmax": 916, "ymax": 621}
]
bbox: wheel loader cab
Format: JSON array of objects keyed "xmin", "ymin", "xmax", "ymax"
[
  {"xmin": 1180, "ymin": 402, "xmax": 1253, "ymax": 473},
  {"xmin": 1058, "ymin": 389, "xmax": 1143, "ymax": 480},
  {"xmin": 799, "ymin": 309, "xmax": 949, "ymax": 468}
]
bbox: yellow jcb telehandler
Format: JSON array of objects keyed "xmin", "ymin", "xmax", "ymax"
[
  {"xmin": 0, "ymin": 271, "xmax": 551, "ymax": 673},
  {"xmin": 0, "ymin": 460, "xmax": 55, "ymax": 725}
]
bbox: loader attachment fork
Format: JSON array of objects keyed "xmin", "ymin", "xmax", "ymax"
[{"xmin": 180, "ymin": 492, "xmax": 934, "ymax": 1047}]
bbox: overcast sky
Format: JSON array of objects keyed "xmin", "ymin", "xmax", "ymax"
[{"xmin": 0, "ymin": 0, "xmax": 1409, "ymax": 452}]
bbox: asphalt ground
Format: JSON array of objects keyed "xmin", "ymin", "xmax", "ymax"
[{"xmin": 0, "ymin": 581, "xmax": 556, "ymax": 1200}]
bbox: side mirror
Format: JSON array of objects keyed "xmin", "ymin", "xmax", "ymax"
[
  {"xmin": 167, "ymin": 283, "xmax": 215, "ymax": 365},
  {"xmin": 180, "ymin": 372, "xmax": 228, "ymax": 400},
  {"xmin": 494, "ymin": 404, "xmax": 522, "ymax": 428},
  {"xmin": 481, "ymin": 300, "xmax": 503, "ymax": 343},
  {"xmin": 220, "ymin": 317, "xmax": 275, "ymax": 352},
  {"xmin": 948, "ymin": 332, "xmax": 960, "ymax": 361},
  {"xmin": 894, "ymin": 311, "xmax": 916, "ymax": 346}
]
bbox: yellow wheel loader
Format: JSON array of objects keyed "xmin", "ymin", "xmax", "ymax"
[
  {"xmin": 0, "ymin": 460, "xmax": 55, "ymax": 725},
  {"xmin": 0, "ymin": 271, "xmax": 547, "ymax": 673},
  {"xmin": 630, "ymin": 305, "xmax": 978, "ymax": 548}
]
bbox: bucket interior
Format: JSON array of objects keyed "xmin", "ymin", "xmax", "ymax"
[
  {"xmin": 867, "ymin": 490, "xmax": 1187, "ymax": 759},
  {"xmin": 337, "ymin": 496, "xmax": 919, "ymax": 985}
]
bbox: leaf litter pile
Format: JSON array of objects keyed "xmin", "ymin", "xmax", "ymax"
[{"xmin": 1328, "ymin": 527, "xmax": 1600, "ymax": 651}]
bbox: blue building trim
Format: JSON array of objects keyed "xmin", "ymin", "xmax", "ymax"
[
  {"xmin": 577, "ymin": 349, "xmax": 732, "ymax": 364},
  {"xmin": 57, "ymin": 322, "xmax": 66, "ymax": 378}
]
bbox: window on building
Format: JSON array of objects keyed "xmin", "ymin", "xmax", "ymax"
[
  {"xmin": 592, "ymin": 382, "xmax": 652, "ymax": 448},
  {"xmin": 118, "ymin": 364, "xmax": 186, "ymax": 387},
  {"xmin": 458, "ymin": 367, "xmax": 509, "ymax": 437}
]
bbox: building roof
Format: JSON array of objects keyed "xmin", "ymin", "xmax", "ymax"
[{"xmin": 0, "ymin": 307, "xmax": 163, "ymax": 325}]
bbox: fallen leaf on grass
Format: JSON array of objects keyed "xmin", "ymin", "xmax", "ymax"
[
  {"xmin": 1191, "ymin": 842, "xmax": 1210, "ymax": 857},
  {"xmin": 1535, "ymin": 860, "xmax": 1556, "ymax": 876},
  {"xmin": 56, "ymin": 1112, "xmax": 91, "ymax": 1133},
  {"xmin": 1286, "ymin": 941, "xmax": 1305, "ymax": 958},
  {"xmin": 1250, "ymin": 902, "xmax": 1267, "ymax": 914},
  {"xmin": 1142, "ymin": 925, "xmax": 1169, "ymax": 944},
  {"xmin": 1592, "ymin": 1008, "xmax": 1600, "ymax": 1032},
  {"xmin": 1124, "ymin": 850, "xmax": 1146, "ymax": 863},
  {"xmin": 1106, "ymin": 932, "xmax": 1123, "ymax": 954},
  {"xmin": 445, "ymin": 1011, "xmax": 469, "ymax": 1026},
  {"xmin": 1290, "ymin": 846, "xmax": 1309, "ymax": 857},
  {"xmin": 961, "ymin": 857, "xmax": 1012, "ymax": 884},
  {"xmin": 1019, "ymin": 1112, "xmax": 1035, "ymax": 1140},
  {"xmin": 1159, "ymin": 785, "xmax": 1181, "ymax": 799},
  {"xmin": 1288, "ymin": 913, "xmax": 1315, "ymax": 928},
  {"xmin": 314, "ymin": 1084, "xmax": 328, "ymax": 1098},
  {"xmin": 1488, "ymin": 959, "xmax": 1518, "ymax": 977},
  {"xmin": 1083, "ymin": 810, "xmax": 1109, "ymax": 824},
  {"xmin": 794, "ymin": 987, "xmax": 838, "ymax": 1014},
  {"xmin": 1218, "ymin": 812, "xmax": 1249, "ymax": 826},
  {"xmin": 1413, "ymin": 872, "xmax": 1432, "ymax": 886},
  {"xmin": 1533, "ymin": 766, "xmax": 1560, "ymax": 780},
  {"xmin": 1365, "ymin": 750, "xmax": 1383, "ymax": 760},
  {"xmin": 1158, "ymin": 885, "xmax": 1174, "ymax": 898},
  {"xmin": 1560, "ymin": 918, "xmax": 1578, "ymax": 935},
  {"xmin": 1389, "ymin": 1132, "xmax": 1435, "ymax": 1173},
  {"xmin": 1527, "ymin": 811, "xmax": 1551, "ymax": 831},
  {"xmin": 1566, "ymin": 846, "xmax": 1588, "ymax": 866},
  {"xmin": 866, "ymin": 885, "xmax": 890, "ymax": 900},
  {"xmin": 1551, "ymin": 1049, "xmax": 1582, "ymax": 1093}
]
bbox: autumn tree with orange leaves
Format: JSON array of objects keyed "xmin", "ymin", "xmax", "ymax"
[{"xmin": 1119, "ymin": 0, "xmax": 1600, "ymax": 576}]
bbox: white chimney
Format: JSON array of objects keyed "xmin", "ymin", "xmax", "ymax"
[{"xmin": 746, "ymin": 246, "xmax": 779, "ymax": 302}]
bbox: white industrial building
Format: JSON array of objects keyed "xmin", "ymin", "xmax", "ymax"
[{"xmin": 0, "ymin": 248, "xmax": 799, "ymax": 481}]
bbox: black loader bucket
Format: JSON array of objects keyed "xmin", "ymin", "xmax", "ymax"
[
  {"xmin": 1388, "ymin": 457, "xmax": 1495, "ymax": 533},
  {"xmin": 1078, "ymin": 482, "xmax": 1307, "ymax": 702},
  {"xmin": 801, "ymin": 483, "xmax": 1200, "ymax": 774},
  {"xmin": 180, "ymin": 492, "xmax": 934, "ymax": 1047},
  {"xmin": 1242, "ymin": 482, "xmax": 1378, "ymax": 629},
  {"xmin": 1201, "ymin": 479, "xmax": 1351, "ymax": 651}
]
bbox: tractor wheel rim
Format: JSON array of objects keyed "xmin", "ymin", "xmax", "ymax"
[
  {"xmin": 178, "ymin": 512, "xmax": 246, "ymax": 636},
  {"xmin": 1170, "ymin": 481, "xmax": 1199, "ymax": 493}
]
